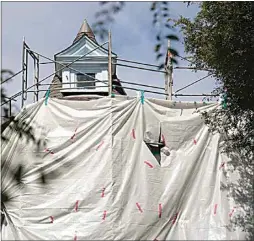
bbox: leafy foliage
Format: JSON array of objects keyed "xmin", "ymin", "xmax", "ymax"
[
  {"xmin": 1, "ymin": 69, "xmax": 14, "ymax": 120},
  {"xmin": 93, "ymin": 1, "xmax": 179, "ymax": 69},
  {"xmin": 174, "ymin": 2, "xmax": 254, "ymax": 239},
  {"xmin": 150, "ymin": 1, "xmax": 179, "ymax": 67},
  {"xmin": 92, "ymin": 1, "xmax": 125, "ymax": 40},
  {"xmin": 1, "ymin": 70, "xmax": 47, "ymax": 228},
  {"xmin": 174, "ymin": 2, "xmax": 254, "ymax": 109}
]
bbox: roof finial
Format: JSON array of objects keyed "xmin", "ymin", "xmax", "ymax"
[{"xmin": 73, "ymin": 19, "xmax": 96, "ymax": 43}]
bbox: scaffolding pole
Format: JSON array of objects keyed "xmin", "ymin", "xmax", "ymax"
[
  {"xmin": 25, "ymin": 45, "xmax": 28, "ymax": 101},
  {"xmin": 21, "ymin": 37, "xmax": 26, "ymax": 108},
  {"xmin": 108, "ymin": 30, "xmax": 112, "ymax": 96},
  {"xmin": 21, "ymin": 39, "xmax": 40, "ymax": 107},
  {"xmin": 164, "ymin": 40, "xmax": 173, "ymax": 100},
  {"xmin": 34, "ymin": 54, "xmax": 39, "ymax": 102},
  {"xmin": 9, "ymin": 99, "xmax": 12, "ymax": 117},
  {"xmin": 168, "ymin": 40, "xmax": 173, "ymax": 100}
]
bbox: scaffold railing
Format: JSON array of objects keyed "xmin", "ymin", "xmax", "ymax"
[{"xmin": 1, "ymin": 34, "xmax": 219, "ymax": 121}]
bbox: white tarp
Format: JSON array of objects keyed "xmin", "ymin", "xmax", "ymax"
[{"xmin": 1, "ymin": 96, "xmax": 246, "ymax": 240}]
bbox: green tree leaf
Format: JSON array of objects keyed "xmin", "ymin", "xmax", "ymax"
[
  {"xmin": 150, "ymin": 2, "xmax": 156, "ymax": 11},
  {"xmin": 166, "ymin": 34, "xmax": 179, "ymax": 41},
  {"xmin": 168, "ymin": 48, "xmax": 178, "ymax": 56},
  {"xmin": 155, "ymin": 44, "xmax": 161, "ymax": 52}
]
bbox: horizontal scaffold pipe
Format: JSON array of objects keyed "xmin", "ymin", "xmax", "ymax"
[
  {"xmin": 1, "ymin": 92, "xmax": 22, "ymax": 105},
  {"xmin": 114, "ymin": 63, "xmax": 166, "ymax": 74},
  {"xmin": 117, "ymin": 58, "xmax": 210, "ymax": 71},
  {"xmin": 174, "ymin": 74, "xmax": 214, "ymax": 93},
  {"xmin": 39, "ymin": 80, "xmax": 164, "ymax": 91},
  {"xmin": 173, "ymin": 94, "xmax": 219, "ymax": 97},
  {"xmin": 113, "ymin": 85, "xmax": 166, "ymax": 96},
  {"xmin": 174, "ymin": 66, "xmax": 212, "ymax": 71},
  {"xmin": 52, "ymin": 86, "xmax": 109, "ymax": 91},
  {"xmin": 3, "ymin": 96, "xmax": 17, "ymax": 101},
  {"xmin": 120, "ymin": 80, "xmax": 165, "ymax": 90},
  {"xmin": 116, "ymin": 58, "xmax": 161, "ymax": 68},
  {"xmin": 40, "ymin": 56, "xmax": 211, "ymax": 72},
  {"xmin": 114, "ymin": 85, "xmax": 219, "ymax": 97},
  {"xmin": 37, "ymin": 80, "xmax": 106, "ymax": 86},
  {"xmin": 25, "ymin": 86, "xmax": 109, "ymax": 92}
]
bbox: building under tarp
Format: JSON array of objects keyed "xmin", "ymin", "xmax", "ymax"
[{"xmin": 1, "ymin": 96, "xmax": 246, "ymax": 240}]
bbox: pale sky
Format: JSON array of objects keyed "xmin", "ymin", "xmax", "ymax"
[{"xmin": 1, "ymin": 1, "xmax": 217, "ymax": 112}]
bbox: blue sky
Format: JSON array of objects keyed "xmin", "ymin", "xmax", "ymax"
[{"xmin": 1, "ymin": 1, "xmax": 217, "ymax": 111}]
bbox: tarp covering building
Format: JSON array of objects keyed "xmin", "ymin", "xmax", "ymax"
[{"xmin": 1, "ymin": 96, "xmax": 246, "ymax": 240}]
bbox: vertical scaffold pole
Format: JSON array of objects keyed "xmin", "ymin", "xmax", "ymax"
[
  {"xmin": 108, "ymin": 30, "xmax": 112, "ymax": 97},
  {"xmin": 21, "ymin": 37, "xmax": 26, "ymax": 108},
  {"xmin": 37, "ymin": 54, "xmax": 39, "ymax": 101},
  {"xmin": 164, "ymin": 63, "xmax": 169, "ymax": 99},
  {"xmin": 168, "ymin": 45, "xmax": 173, "ymax": 101},
  {"xmin": 165, "ymin": 40, "xmax": 173, "ymax": 100},
  {"xmin": 34, "ymin": 54, "xmax": 39, "ymax": 102},
  {"xmin": 9, "ymin": 100, "xmax": 12, "ymax": 118}
]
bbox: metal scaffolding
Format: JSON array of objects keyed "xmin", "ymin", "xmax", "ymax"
[
  {"xmin": 22, "ymin": 38, "xmax": 40, "ymax": 108},
  {"xmin": 1, "ymin": 32, "xmax": 219, "ymax": 121}
]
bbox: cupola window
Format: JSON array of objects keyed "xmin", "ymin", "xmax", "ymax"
[{"xmin": 76, "ymin": 73, "xmax": 96, "ymax": 89}]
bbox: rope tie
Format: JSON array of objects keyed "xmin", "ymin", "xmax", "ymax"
[
  {"xmin": 140, "ymin": 90, "xmax": 144, "ymax": 104},
  {"xmin": 45, "ymin": 89, "xmax": 50, "ymax": 106}
]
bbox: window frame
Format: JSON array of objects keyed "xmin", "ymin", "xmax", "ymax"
[{"xmin": 76, "ymin": 73, "xmax": 96, "ymax": 89}]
